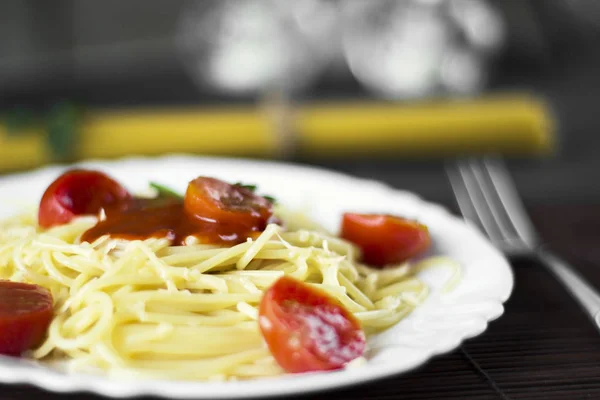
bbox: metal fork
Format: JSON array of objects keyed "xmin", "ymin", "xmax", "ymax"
[{"xmin": 447, "ymin": 157, "xmax": 600, "ymax": 331}]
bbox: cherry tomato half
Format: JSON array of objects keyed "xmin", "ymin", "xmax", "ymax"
[
  {"xmin": 38, "ymin": 170, "xmax": 132, "ymax": 228},
  {"xmin": 341, "ymin": 213, "xmax": 431, "ymax": 267},
  {"xmin": 259, "ymin": 276, "xmax": 365, "ymax": 373},
  {"xmin": 0, "ymin": 281, "xmax": 53, "ymax": 355},
  {"xmin": 184, "ymin": 177, "xmax": 272, "ymax": 230}
]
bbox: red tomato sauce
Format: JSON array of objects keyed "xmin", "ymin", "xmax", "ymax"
[
  {"xmin": 81, "ymin": 200, "xmax": 262, "ymax": 246},
  {"xmin": 39, "ymin": 171, "xmax": 274, "ymax": 246}
]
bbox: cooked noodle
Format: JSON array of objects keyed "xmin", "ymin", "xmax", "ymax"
[{"xmin": 0, "ymin": 208, "xmax": 446, "ymax": 380}]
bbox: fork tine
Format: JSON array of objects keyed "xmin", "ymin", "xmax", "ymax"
[
  {"xmin": 467, "ymin": 158, "xmax": 518, "ymax": 242},
  {"xmin": 446, "ymin": 164, "xmax": 480, "ymax": 225},
  {"xmin": 482, "ymin": 157, "xmax": 539, "ymax": 248},
  {"xmin": 447, "ymin": 160, "xmax": 504, "ymax": 243}
]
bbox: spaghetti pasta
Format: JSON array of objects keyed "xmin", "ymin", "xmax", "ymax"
[{"xmin": 0, "ymin": 207, "xmax": 438, "ymax": 381}]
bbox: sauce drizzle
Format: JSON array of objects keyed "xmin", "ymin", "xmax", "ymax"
[{"xmin": 81, "ymin": 199, "xmax": 262, "ymax": 245}]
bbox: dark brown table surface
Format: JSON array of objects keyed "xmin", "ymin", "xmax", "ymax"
[{"xmin": 1, "ymin": 203, "xmax": 599, "ymax": 400}]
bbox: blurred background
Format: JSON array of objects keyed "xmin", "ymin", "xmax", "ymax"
[{"xmin": 1, "ymin": 0, "xmax": 599, "ymax": 205}]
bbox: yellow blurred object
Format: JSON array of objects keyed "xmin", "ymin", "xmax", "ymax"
[
  {"xmin": 0, "ymin": 95, "xmax": 554, "ymax": 172},
  {"xmin": 79, "ymin": 107, "xmax": 277, "ymax": 159},
  {"xmin": 299, "ymin": 95, "xmax": 554, "ymax": 157},
  {"xmin": 0, "ymin": 126, "xmax": 50, "ymax": 171}
]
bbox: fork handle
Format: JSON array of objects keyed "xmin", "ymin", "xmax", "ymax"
[{"xmin": 537, "ymin": 250, "xmax": 600, "ymax": 330}]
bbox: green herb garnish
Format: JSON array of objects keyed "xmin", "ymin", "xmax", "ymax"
[
  {"xmin": 149, "ymin": 182, "xmax": 184, "ymax": 199},
  {"xmin": 148, "ymin": 181, "xmax": 276, "ymax": 204},
  {"xmin": 235, "ymin": 182, "xmax": 276, "ymax": 204},
  {"xmin": 234, "ymin": 182, "xmax": 257, "ymax": 192}
]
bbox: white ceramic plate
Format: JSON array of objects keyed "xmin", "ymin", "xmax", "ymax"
[{"xmin": 0, "ymin": 155, "xmax": 513, "ymax": 398}]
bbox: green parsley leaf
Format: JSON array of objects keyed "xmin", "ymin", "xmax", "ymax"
[
  {"xmin": 234, "ymin": 182, "xmax": 276, "ymax": 204},
  {"xmin": 234, "ymin": 182, "xmax": 257, "ymax": 192},
  {"xmin": 149, "ymin": 182, "xmax": 184, "ymax": 199},
  {"xmin": 263, "ymin": 195, "xmax": 276, "ymax": 204}
]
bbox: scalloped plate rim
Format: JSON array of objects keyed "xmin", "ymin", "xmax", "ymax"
[{"xmin": 0, "ymin": 154, "xmax": 514, "ymax": 399}]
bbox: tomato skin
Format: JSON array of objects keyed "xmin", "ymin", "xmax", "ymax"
[
  {"xmin": 0, "ymin": 281, "xmax": 53, "ymax": 356},
  {"xmin": 184, "ymin": 177, "xmax": 272, "ymax": 230},
  {"xmin": 341, "ymin": 213, "xmax": 431, "ymax": 267},
  {"xmin": 38, "ymin": 169, "xmax": 131, "ymax": 228},
  {"xmin": 259, "ymin": 276, "xmax": 365, "ymax": 373}
]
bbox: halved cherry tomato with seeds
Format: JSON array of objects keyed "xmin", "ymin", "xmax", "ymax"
[
  {"xmin": 341, "ymin": 213, "xmax": 431, "ymax": 268},
  {"xmin": 0, "ymin": 281, "xmax": 53, "ymax": 355},
  {"xmin": 259, "ymin": 276, "xmax": 365, "ymax": 373},
  {"xmin": 38, "ymin": 169, "xmax": 131, "ymax": 228},
  {"xmin": 184, "ymin": 177, "xmax": 272, "ymax": 230}
]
